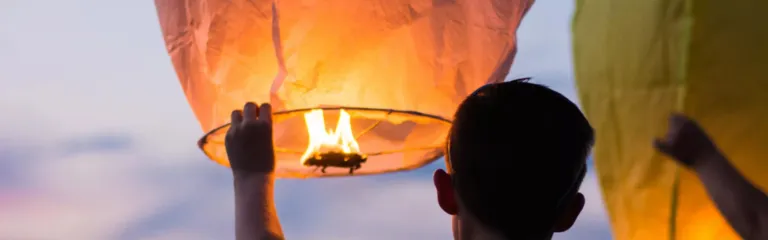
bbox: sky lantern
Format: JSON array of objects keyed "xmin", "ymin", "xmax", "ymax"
[
  {"xmin": 154, "ymin": 0, "xmax": 533, "ymax": 178},
  {"xmin": 573, "ymin": 0, "xmax": 768, "ymax": 239}
]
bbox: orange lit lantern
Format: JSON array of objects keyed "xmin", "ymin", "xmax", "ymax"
[{"xmin": 154, "ymin": 0, "xmax": 533, "ymax": 178}]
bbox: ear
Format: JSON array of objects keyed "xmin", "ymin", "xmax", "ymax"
[
  {"xmin": 552, "ymin": 192, "xmax": 585, "ymax": 232},
  {"xmin": 433, "ymin": 169, "xmax": 459, "ymax": 215}
]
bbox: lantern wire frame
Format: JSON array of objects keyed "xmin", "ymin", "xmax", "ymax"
[{"xmin": 198, "ymin": 107, "xmax": 453, "ymax": 178}]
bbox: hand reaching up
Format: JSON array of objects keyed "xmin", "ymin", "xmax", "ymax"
[
  {"xmin": 654, "ymin": 113, "xmax": 720, "ymax": 168},
  {"xmin": 225, "ymin": 102, "xmax": 276, "ymax": 175},
  {"xmin": 226, "ymin": 102, "xmax": 285, "ymax": 240}
]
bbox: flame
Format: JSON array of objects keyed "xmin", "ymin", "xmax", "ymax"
[{"xmin": 300, "ymin": 109, "xmax": 361, "ymax": 164}]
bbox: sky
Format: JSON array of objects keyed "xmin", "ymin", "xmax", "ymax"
[{"xmin": 0, "ymin": 1, "xmax": 613, "ymax": 239}]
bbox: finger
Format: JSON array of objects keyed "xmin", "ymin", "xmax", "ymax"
[
  {"xmin": 653, "ymin": 138, "xmax": 672, "ymax": 155},
  {"xmin": 665, "ymin": 113, "xmax": 685, "ymax": 137},
  {"xmin": 243, "ymin": 102, "xmax": 259, "ymax": 121},
  {"xmin": 259, "ymin": 103, "xmax": 273, "ymax": 124},
  {"xmin": 670, "ymin": 112, "xmax": 686, "ymax": 119},
  {"xmin": 231, "ymin": 109, "xmax": 244, "ymax": 126},
  {"xmin": 669, "ymin": 113, "xmax": 688, "ymax": 126}
]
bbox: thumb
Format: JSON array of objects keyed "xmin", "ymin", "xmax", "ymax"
[{"xmin": 654, "ymin": 138, "xmax": 673, "ymax": 156}]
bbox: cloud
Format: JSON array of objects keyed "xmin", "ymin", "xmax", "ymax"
[
  {"xmin": 0, "ymin": 133, "xmax": 191, "ymax": 240},
  {"xmin": 0, "ymin": 137, "xmax": 611, "ymax": 240},
  {"xmin": 0, "ymin": 131, "xmax": 611, "ymax": 240},
  {"xmin": 0, "ymin": 0, "xmax": 613, "ymax": 239}
]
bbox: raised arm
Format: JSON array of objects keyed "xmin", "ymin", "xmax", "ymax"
[
  {"xmin": 233, "ymin": 172, "xmax": 283, "ymax": 240},
  {"xmin": 226, "ymin": 102, "xmax": 285, "ymax": 240},
  {"xmin": 655, "ymin": 114, "xmax": 768, "ymax": 240}
]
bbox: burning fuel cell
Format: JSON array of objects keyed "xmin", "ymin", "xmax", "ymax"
[
  {"xmin": 299, "ymin": 109, "xmax": 367, "ymax": 174},
  {"xmin": 155, "ymin": 0, "xmax": 532, "ymax": 178}
]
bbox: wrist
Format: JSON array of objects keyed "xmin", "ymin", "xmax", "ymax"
[
  {"xmin": 692, "ymin": 149, "xmax": 726, "ymax": 173},
  {"xmin": 233, "ymin": 169, "xmax": 273, "ymax": 178},
  {"xmin": 233, "ymin": 171, "xmax": 275, "ymax": 189},
  {"xmin": 228, "ymin": 154, "xmax": 276, "ymax": 174}
]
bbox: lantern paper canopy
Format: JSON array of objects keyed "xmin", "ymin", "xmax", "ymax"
[
  {"xmin": 573, "ymin": 0, "xmax": 768, "ymax": 239},
  {"xmin": 154, "ymin": 0, "xmax": 533, "ymax": 178}
]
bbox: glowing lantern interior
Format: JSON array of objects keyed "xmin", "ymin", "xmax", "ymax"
[{"xmin": 155, "ymin": 0, "xmax": 533, "ymax": 178}]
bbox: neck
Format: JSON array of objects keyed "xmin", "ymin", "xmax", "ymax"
[
  {"xmin": 457, "ymin": 215, "xmax": 553, "ymax": 240},
  {"xmin": 463, "ymin": 230, "xmax": 507, "ymax": 240},
  {"xmin": 457, "ymin": 214, "xmax": 507, "ymax": 240}
]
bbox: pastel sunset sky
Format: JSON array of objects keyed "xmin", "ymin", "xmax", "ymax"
[{"xmin": 0, "ymin": 1, "xmax": 613, "ymax": 239}]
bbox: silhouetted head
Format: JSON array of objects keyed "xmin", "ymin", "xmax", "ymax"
[{"xmin": 433, "ymin": 79, "xmax": 594, "ymax": 240}]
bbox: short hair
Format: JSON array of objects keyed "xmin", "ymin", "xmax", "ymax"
[{"xmin": 446, "ymin": 78, "xmax": 594, "ymax": 238}]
